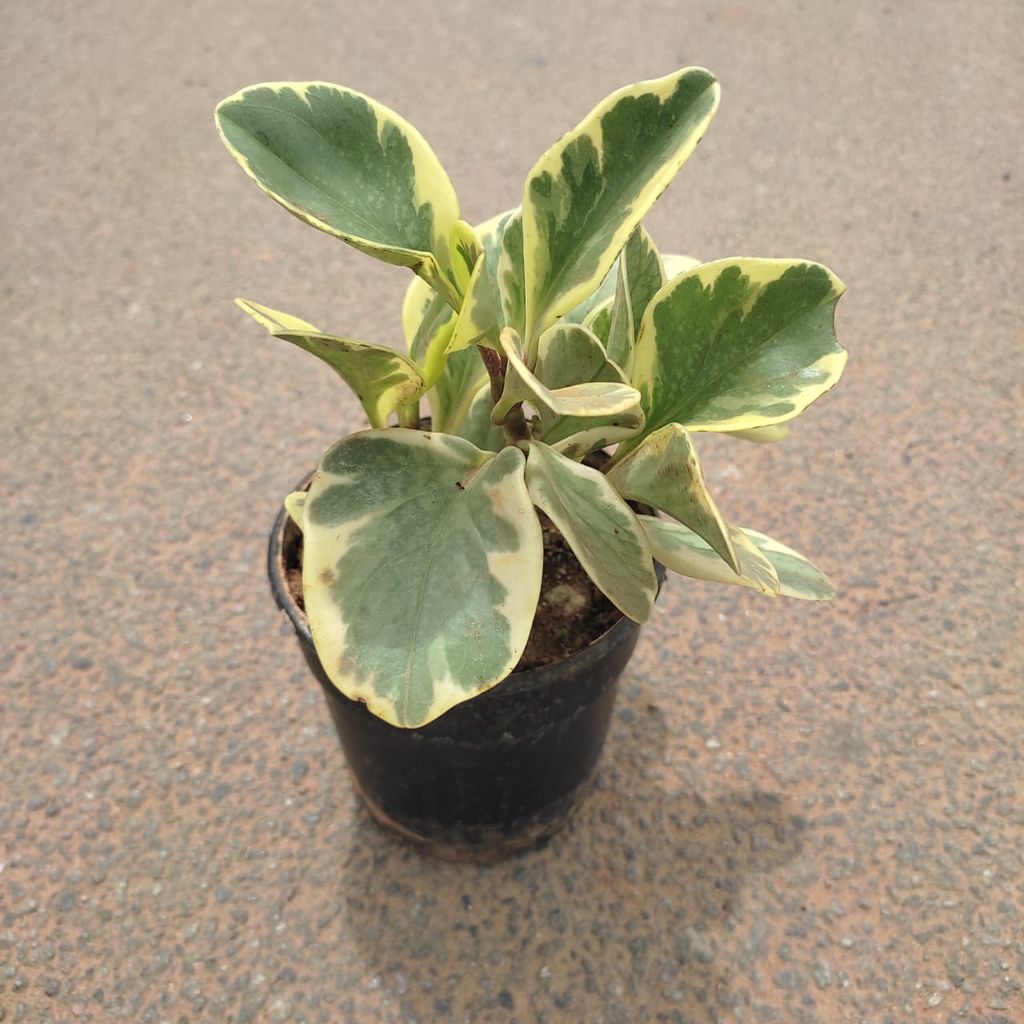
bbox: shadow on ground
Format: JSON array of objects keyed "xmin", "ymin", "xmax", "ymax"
[{"xmin": 329, "ymin": 686, "xmax": 806, "ymax": 1022}]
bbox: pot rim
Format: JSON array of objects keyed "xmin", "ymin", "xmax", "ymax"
[{"xmin": 267, "ymin": 470, "xmax": 665, "ymax": 702}]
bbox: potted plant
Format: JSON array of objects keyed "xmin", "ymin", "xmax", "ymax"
[{"xmin": 215, "ymin": 67, "xmax": 846, "ymax": 861}]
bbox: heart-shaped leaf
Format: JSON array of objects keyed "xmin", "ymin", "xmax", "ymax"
[
  {"xmin": 303, "ymin": 432, "xmax": 542, "ymax": 727},
  {"xmin": 606, "ymin": 423, "xmax": 737, "ymax": 571},
  {"xmin": 525, "ymin": 442, "xmax": 657, "ymax": 622},
  {"xmin": 521, "ymin": 67, "xmax": 719, "ymax": 348},
  {"xmin": 236, "ymin": 300, "xmax": 425, "ymax": 428},
  {"xmin": 631, "ymin": 259, "xmax": 847, "ymax": 440},
  {"xmin": 216, "ymin": 82, "xmax": 461, "ymax": 301}
]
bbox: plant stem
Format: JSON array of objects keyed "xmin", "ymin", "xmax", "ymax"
[
  {"xmin": 397, "ymin": 399, "xmax": 421, "ymax": 429},
  {"xmin": 478, "ymin": 346, "xmax": 529, "ymax": 445}
]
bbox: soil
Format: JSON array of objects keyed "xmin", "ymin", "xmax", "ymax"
[{"xmin": 279, "ymin": 510, "xmax": 622, "ymax": 675}]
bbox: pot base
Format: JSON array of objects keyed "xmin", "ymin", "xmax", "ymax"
[{"xmin": 352, "ymin": 772, "xmax": 587, "ymax": 863}]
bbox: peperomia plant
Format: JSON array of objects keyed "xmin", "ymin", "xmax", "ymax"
[{"xmin": 216, "ymin": 67, "xmax": 846, "ymax": 728}]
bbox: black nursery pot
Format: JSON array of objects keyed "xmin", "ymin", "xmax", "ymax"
[{"xmin": 268, "ymin": 485, "xmax": 659, "ymax": 862}]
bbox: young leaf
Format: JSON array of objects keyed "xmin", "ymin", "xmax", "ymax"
[
  {"xmin": 236, "ymin": 299, "xmax": 425, "ymax": 428},
  {"xmin": 492, "ymin": 329, "xmax": 641, "ymax": 425},
  {"xmin": 606, "ymin": 424, "xmax": 738, "ymax": 572},
  {"xmin": 631, "ymin": 259, "xmax": 847, "ymax": 439},
  {"xmin": 497, "ymin": 211, "xmax": 526, "ymax": 335},
  {"xmin": 303, "ymin": 432, "xmax": 543, "ymax": 727},
  {"xmin": 533, "ymin": 324, "xmax": 642, "ymax": 459},
  {"xmin": 606, "ymin": 225, "xmax": 666, "ymax": 374},
  {"xmin": 639, "ymin": 516, "xmax": 832, "ymax": 600},
  {"xmin": 447, "ymin": 253, "xmax": 498, "ymax": 354},
  {"xmin": 583, "ymin": 299, "xmax": 614, "ymax": 347},
  {"xmin": 521, "ymin": 67, "xmax": 719, "ymax": 347},
  {"xmin": 449, "ymin": 220, "xmax": 481, "ymax": 296},
  {"xmin": 215, "ymin": 83, "xmax": 461, "ymax": 300},
  {"xmin": 428, "ymin": 344, "xmax": 488, "ymax": 434},
  {"xmin": 525, "ymin": 442, "xmax": 658, "ymax": 622}
]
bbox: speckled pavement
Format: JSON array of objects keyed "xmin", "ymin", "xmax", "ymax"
[{"xmin": 2, "ymin": 1, "xmax": 1021, "ymax": 1021}]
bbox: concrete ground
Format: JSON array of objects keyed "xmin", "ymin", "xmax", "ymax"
[{"xmin": 2, "ymin": 1, "xmax": 1021, "ymax": 1021}]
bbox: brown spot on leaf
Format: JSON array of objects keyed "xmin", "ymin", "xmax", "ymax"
[{"xmin": 319, "ymin": 567, "xmax": 336, "ymax": 586}]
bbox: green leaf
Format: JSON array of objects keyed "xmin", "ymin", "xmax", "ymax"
[
  {"xmin": 497, "ymin": 211, "xmax": 526, "ymax": 335},
  {"xmin": 606, "ymin": 225, "xmax": 666, "ymax": 374},
  {"xmin": 583, "ymin": 299, "xmax": 614, "ymax": 347},
  {"xmin": 456, "ymin": 386, "xmax": 504, "ymax": 452},
  {"xmin": 606, "ymin": 423, "xmax": 737, "ymax": 571},
  {"xmin": 236, "ymin": 299, "xmax": 425, "ymax": 428},
  {"xmin": 303, "ymin": 432, "xmax": 543, "ymax": 727},
  {"xmin": 401, "ymin": 275, "xmax": 439, "ymax": 350},
  {"xmin": 740, "ymin": 529, "xmax": 835, "ymax": 600},
  {"xmin": 563, "ymin": 262, "xmax": 618, "ymax": 325},
  {"xmin": 428, "ymin": 344, "xmax": 488, "ymax": 434},
  {"xmin": 662, "ymin": 254, "xmax": 700, "ymax": 279},
  {"xmin": 640, "ymin": 516, "xmax": 832, "ymax": 600},
  {"xmin": 726, "ymin": 424, "xmax": 792, "ymax": 444},
  {"xmin": 639, "ymin": 515, "xmax": 778, "ymax": 594},
  {"xmin": 521, "ymin": 67, "xmax": 719, "ymax": 347},
  {"xmin": 631, "ymin": 259, "xmax": 847, "ymax": 439},
  {"xmin": 448, "ymin": 219, "xmax": 481, "ymax": 296},
  {"xmin": 447, "ymin": 253, "xmax": 497, "ymax": 354},
  {"xmin": 284, "ymin": 491, "xmax": 307, "ymax": 529},
  {"xmin": 216, "ymin": 82, "xmax": 460, "ymax": 301},
  {"xmin": 525, "ymin": 442, "xmax": 657, "ymax": 622},
  {"xmin": 533, "ymin": 324, "xmax": 642, "ymax": 459},
  {"xmin": 492, "ymin": 329, "xmax": 641, "ymax": 425}
]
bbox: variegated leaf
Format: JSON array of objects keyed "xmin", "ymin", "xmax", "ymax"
[
  {"xmin": 525, "ymin": 442, "xmax": 657, "ymax": 622},
  {"xmin": 449, "ymin": 219, "xmax": 481, "ymax": 296},
  {"xmin": 740, "ymin": 529, "xmax": 835, "ymax": 600},
  {"xmin": 639, "ymin": 515, "xmax": 779, "ymax": 595},
  {"xmin": 403, "ymin": 210, "xmax": 515, "ymax": 356},
  {"xmin": 606, "ymin": 423, "xmax": 737, "ymax": 571},
  {"xmin": 447, "ymin": 253, "xmax": 497, "ymax": 353},
  {"xmin": 428, "ymin": 344, "xmax": 488, "ymax": 434},
  {"xmin": 726, "ymin": 424, "xmax": 792, "ymax": 444},
  {"xmin": 215, "ymin": 82, "xmax": 461, "ymax": 301},
  {"xmin": 497, "ymin": 210, "xmax": 526, "ymax": 335},
  {"xmin": 456, "ymin": 385, "xmax": 505, "ymax": 452},
  {"xmin": 401, "ymin": 275, "xmax": 438, "ymax": 350},
  {"xmin": 583, "ymin": 299, "xmax": 614, "ymax": 347},
  {"xmin": 492, "ymin": 329, "xmax": 641, "ymax": 425},
  {"xmin": 606, "ymin": 225, "xmax": 666, "ymax": 374},
  {"xmin": 640, "ymin": 516, "xmax": 832, "ymax": 600},
  {"xmin": 631, "ymin": 259, "xmax": 847, "ymax": 439},
  {"xmin": 533, "ymin": 324, "xmax": 642, "ymax": 459},
  {"xmin": 303, "ymin": 432, "xmax": 542, "ymax": 727},
  {"xmin": 521, "ymin": 67, "xmax": 719, "ymax": 347},
  {"xmin": 662, "ymin": 254, "xmax": 701, "ymax": 279},
  {"xmin": 563, "ymin": 262, "xmax": 618, "ymax": 325},
  {"xmin": 284, "ymin": 491, "xmax": 307, "ymax": 528},
  {"xmin": 236, "ymin": 299, "xmax": 425, "ymax": 428}
]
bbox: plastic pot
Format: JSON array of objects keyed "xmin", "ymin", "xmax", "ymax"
[{"xmin": 267, "ymin": 478, "xmax": 661, "ymax": 862}]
